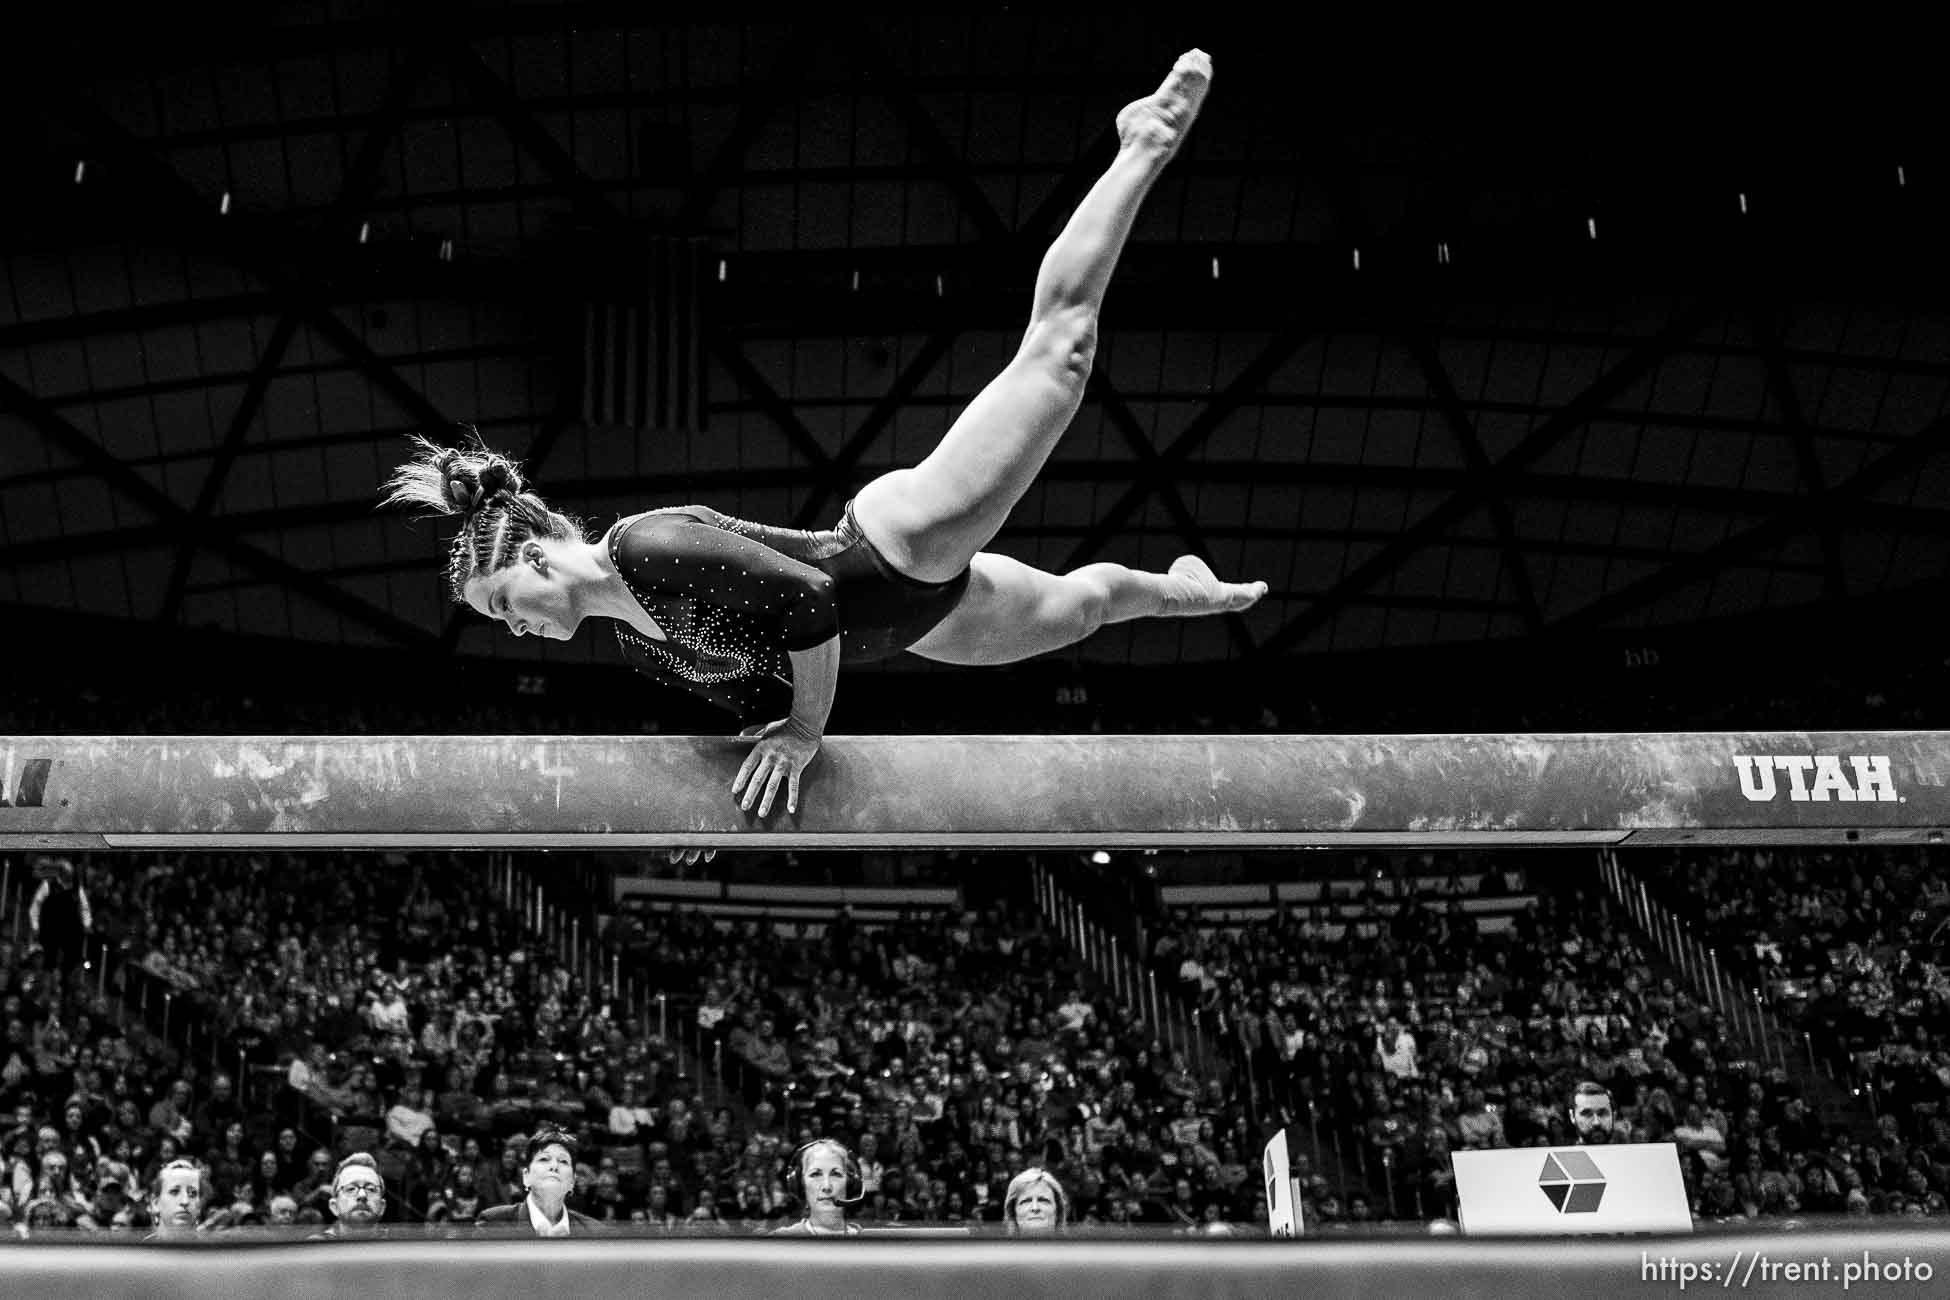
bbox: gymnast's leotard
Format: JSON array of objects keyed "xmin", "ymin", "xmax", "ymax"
[{"xmin": 605, "ymin": 502, "xmax": 971, "ymax": 720}]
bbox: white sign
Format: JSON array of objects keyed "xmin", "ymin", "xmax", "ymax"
[
  {"xmin": 1453, "ymin": 1143, "xmax": 1691, "ymax": 1235},
  {"xmin": 1262, "ymin": 1128, "xmax": 1303, "ymax": 1237}
]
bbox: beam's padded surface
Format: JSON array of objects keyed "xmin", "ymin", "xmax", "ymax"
[{"xmin": 3, "ymin": 733, "xmax": 1945, "ymax": 848}]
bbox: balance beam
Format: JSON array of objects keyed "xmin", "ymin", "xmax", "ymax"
[{"xmin": 4, "ymin": 733, "xmax": 1945, "ymax": 850}]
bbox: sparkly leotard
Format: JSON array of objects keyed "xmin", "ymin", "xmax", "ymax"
[{"xmin": 606, "ymin": 502, "xmax": 972, "ymax": 720}]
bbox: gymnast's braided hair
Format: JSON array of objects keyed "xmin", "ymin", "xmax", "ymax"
[{"xmin": 381, "ymin": 426, "xmax": 588, "ymax": 602}]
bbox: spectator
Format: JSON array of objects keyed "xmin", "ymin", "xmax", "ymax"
[
  {"xmin": 145, "ymin": 1158, "xmax": 204, "ymax": 1240},
  {"xmin": 1003, "ymin": 1166, "xmax": 1068, "ymax": 1234},
  {"xmin": 771, "ymin": 1139, "xmax": 862, "ymax": 1237},
  {"xmin": 27, "ymin": 859, "xmax": 92, "ymax": 983},
  {"xmin": 190, "ymin": 1074, "xmax": 242, "ymax": 1144},
  {"xmin": 1568, "ymin": 1082, "xmax": 1614, "ymax": 1146},
  {"xmin": 309, "ymin": 1152, "xmax": 389, "ymax": 1241},
  {"xmin": 606, "ymin": 1079, "xmax": 653, "ymax": 1141},
  {"xmin": 147, "ymin": 1080, "xmax": 194, "ymax": 1144},
  {"xmin": 435, "ymin": 1066, "xmax": 484, "ymax": 1136},
  {"xmin": 386, "ymin": 1084, "xmax": 437, "ymax": 1151},
  {"xmin": 477, "ymin": 1128, "xmax": 603, "ymax": 1237},
  {"xmin": 90, "ymin": 1166, "xmax": 138, "ymax": 1231}
]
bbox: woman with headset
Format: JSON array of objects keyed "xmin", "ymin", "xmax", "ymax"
[{"xmin": 770, "ymin": 1139, "xmax": 863, "ymax": 1236}]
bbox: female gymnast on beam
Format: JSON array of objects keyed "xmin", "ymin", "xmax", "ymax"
[{"xmin": 384, "ymin": 50, "xmax": 1262, "ymax": 823}]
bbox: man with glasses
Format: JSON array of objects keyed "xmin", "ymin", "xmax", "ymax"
[
  {"xmin": 307, "ymin": 1152, "xmax": 389, "ymax": 1240},
  {"xmin": 1567, "ymin": 1081, "xmax": 1617, "ymax": 1145}
]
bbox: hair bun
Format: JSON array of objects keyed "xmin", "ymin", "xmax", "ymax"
[{"xmin": 476, "ymin": 461, "xmax": 512, "ymax": 502}]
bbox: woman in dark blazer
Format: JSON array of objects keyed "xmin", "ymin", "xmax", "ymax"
[{"xmin": 475, "ymin": 1128, "xmax": 605, "ymax": 1237}]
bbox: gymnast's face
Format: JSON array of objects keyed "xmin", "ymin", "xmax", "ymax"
[{"xmin": 464, "ymin": 541, "xmax": 577, "ymax": 641}]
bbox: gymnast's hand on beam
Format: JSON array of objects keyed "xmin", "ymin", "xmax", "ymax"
[
  {"xmin": 666, "ymin": 848, "xmax": 716, "ymax": 866},
  {"xmin": 732, "ymin": 718, "xmax": 821, "ymax": 817}
]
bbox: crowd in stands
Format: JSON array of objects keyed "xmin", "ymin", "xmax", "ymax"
[
  {"xmin": 1144, "ymin": 853, "xmax": 1950, "ymax": 1224},
  {"xmin": 1, "ymin": 850, "xmax": 650, "ymax": 1235},
  {"xmin": 1636, "ymin": 847, "xmax": 1950, "ymax": 1216},
  {"xmin": 642, "ymin": 896, "xmax": 1264, "ymax": 1234},
  {"xmin": 2, "ymin": 849, "xmax": 1277, "ymax": 1238},
  {"xmin": 7, "ymin": 833, "xmax": 1947, "ymax": 1242}
]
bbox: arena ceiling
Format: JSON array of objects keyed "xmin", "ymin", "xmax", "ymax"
[{"xmin": 1, "ymin": 8, "xmax": 1946, "ymax": 676}]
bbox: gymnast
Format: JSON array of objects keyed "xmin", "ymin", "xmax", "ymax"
[{"xmin": 384, "ymin": 50, "xmax": 1261, "ymax": 821}]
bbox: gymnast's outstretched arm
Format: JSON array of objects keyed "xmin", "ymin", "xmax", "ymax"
[{"xmin": 732, "ymin": 633, "xmax": 841, "ymax": 817}]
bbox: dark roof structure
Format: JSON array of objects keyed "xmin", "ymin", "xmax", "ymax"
[{"xmin": 3, "ymin": 9, "xmax": 1944, "ymax": 690}]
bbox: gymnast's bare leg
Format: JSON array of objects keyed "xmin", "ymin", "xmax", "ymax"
[{"xmin": 848, "ymin": 50, "xmax": 1266, "ymax": 665}]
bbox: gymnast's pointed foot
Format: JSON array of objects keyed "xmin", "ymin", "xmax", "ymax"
[
  {"xmin": 1162, "ymin": 554, "xmax": 1266, "ymax": 616},
  {"xmin": 1115, "ymin": 49, "xmax": 1212, "ymax": 161}
]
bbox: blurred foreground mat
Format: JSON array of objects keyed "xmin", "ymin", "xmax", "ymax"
[{"xmin": 0, "ymin": 1233, "xmax": 1943, "ymax": 1300}]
